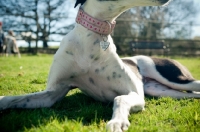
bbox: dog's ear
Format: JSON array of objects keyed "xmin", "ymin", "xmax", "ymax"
[{"xmin": 74, "ymin": 0, "xmax": 87, "ymax": 8}]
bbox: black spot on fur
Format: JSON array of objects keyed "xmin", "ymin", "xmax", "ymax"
[
  {"xmin": 23, "ymin": 104, "xmax": 27, "ymax": 108},
  {"xmin": 112, "ymin": 72, "xmax": 117, "ymax": 78},
  {"xmin": 87, "ymin": 33, "xmax": 91, "ymax": 37},
  {"xmin": 47, "ymin": 91, "xmax": 51, "ymax": 96},
  {"xmin": 95, "ymin": 66, "xmax": 107, "ymax": 74},
  {"xmin": 27, "ymin": 99, "xmax": 30, "ymax": 102},
  {"xmin": 93, "ymin": 39, "xmax": 100, "ymax": 45},
  {"xmin": 94, "ymin": 57, "xmax": 99, "ymax": 61},
  {"xmin": 90, "ymin": 54, "xmax": 94, "ymax": 59},
  {"xmin": 112, "ymin": 72, "xmax": 122, "ymax": 79},
  {"xmin": 151, "ymin": 57, "xmax": 195, "ymax": 84},
  {"xmin": 70, "ymin": 73, "xmax": 77, "ymax": 79},
  {"xmin": 66, "ymin": 51, "xmax": 73, "ymax": 55},
  {"xmin": 107, "ymin": 76, "xmax": 110, "ymax": 81},
  {"xmin": 95, "ymin": 69, "xmax": 100, "ymax": 74},
  {"xmin": 89, "ymin": 77, "xmax": 95, "ymax": 85},
  {"xmin": 60, "ymin": 83, "xmax": 65, "ymax": 86}
]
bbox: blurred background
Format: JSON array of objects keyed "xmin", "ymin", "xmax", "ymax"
[{"xmin": 0, "ymin": 0, "xmax": 200, "ymax": 56}]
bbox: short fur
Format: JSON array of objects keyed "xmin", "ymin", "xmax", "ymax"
[{"xmin": 0, "ymin": 0, "xmax": 199, "ymax": 132}]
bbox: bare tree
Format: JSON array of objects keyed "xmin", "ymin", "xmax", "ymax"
[
  {"xmin": 37, "ymin": 0, "xmax": 72, "ymax": 48},
  {"xmin": 0, "ymin": 0, "xmax": 73, "ymax": 53}
]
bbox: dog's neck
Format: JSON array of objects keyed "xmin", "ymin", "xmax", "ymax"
[
  {"xmin": 73, "ymin": 1, "xmax": 130, "ymax": 49},
  {"xmin": 73, "ymin": 3, "xmax": 122, "ymax": 51},
  {"xmin": 76, "ymin": 8, "xmax": 116, "ymax": 35}
]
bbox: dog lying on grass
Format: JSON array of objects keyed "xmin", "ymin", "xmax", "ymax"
[{"xmin": 1, "ymin": 0, "xmax": 200, "ymax": 131}]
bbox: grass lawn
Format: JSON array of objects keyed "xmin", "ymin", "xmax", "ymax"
[{"xmin": 0, "ymin": 54, "xmax": 200, "ymax": 132}]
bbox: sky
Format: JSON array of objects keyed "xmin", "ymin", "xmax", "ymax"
[
  {"xmin": 17, "ymin": 0, "xmax": 200, "ymax": 47},
  {"xmin": 194, "ymin": 0, "xmax": 200, "ymax": 16},
  {"xmin": 191, "ymin": 0, "xmax": 200, "ymax": 38}
]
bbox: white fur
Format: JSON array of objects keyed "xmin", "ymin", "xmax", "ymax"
[{"xmin": 0, "ymin": 0, "xmax": 199, "ymax": 132}]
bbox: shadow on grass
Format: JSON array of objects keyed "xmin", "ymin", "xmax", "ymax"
[{"xmin": 0, "ymin": 91, "xmax": 113, "ymax": 132}]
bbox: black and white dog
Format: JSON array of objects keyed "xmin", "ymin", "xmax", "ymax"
[{"xmin": 0, "ymin": 0, "xmax": 200, "ymax": 131}]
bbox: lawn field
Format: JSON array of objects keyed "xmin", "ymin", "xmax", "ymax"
[{"xmin": 0, "ymin": 55, "xmax": 200, "ymax": 132}]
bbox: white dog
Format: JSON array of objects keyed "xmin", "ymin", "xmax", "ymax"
[{"xmin": 0, "ymin": 0, "xmax": 200, "ymax": 131}]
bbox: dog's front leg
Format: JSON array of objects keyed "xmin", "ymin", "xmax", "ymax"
[
  {"xmin": 107, "ymin": 92, "xmax": 145, "ymax": 132},
  {"xmin": 0, "ymin": 82, "xmax": 72, "ymax": 110},
  {"xmin": 0, "ymin": 52, "xmax": 76, "ymax": 110}
]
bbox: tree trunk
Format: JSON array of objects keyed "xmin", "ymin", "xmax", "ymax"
[{"xmin": 43, "ymin": 39, "xmax": 48, "ymax": 48}]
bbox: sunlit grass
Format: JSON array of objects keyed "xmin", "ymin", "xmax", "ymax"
[{"xmin": 0, "ymin": 55, "xmax": 200, "ymax": 132}]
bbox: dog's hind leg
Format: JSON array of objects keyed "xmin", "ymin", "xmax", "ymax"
[
  {"xmin": 106, "ymin": 92, "xmax": 145, "ymax": 132},
  {"xmin": 131, "ymin": 56, "xmax": 200, "ymax": 92},
  {"xmin": 0, "ymin": 82, "xmax": 72, "ymax": 110},
  {"xmin": 144, "ymin": 79, "xmax": 200, "ymax": 99}
]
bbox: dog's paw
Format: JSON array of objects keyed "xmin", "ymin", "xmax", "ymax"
[{"xmin": 106, "ymin": 119, "xmax": 130, "ymax": 132}]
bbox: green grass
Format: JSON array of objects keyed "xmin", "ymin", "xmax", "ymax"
[{"xmin": 0, "ymin": 55, "xmax": 200, "ymax": 132}]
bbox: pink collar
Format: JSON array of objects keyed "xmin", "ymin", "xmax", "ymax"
[{"xmin": 76, "ymin": 8, "xmax": 116, "ymax": 35}]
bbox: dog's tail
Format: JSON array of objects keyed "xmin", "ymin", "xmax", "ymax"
[
  {"xmin": 144, "ymin": 80, "xmax": 200, "ymax": 99},
  {"xmin": 159, "ymin": 80, "xmax": 200, "ymax": 92},
  {"xmin": 179, "ymin": 80, "xmax": 200, "ymax": 92}
]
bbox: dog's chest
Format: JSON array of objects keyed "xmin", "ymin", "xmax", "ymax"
[
  {"xmin": 59, "ymin": 28, "xmax": 142, "ymax": 102},
  {"xmin": 75, "ymin": 70, "xmax": 122, "ymax": 102},
  {"xmin": 72, "ymin": 59, "xmax": 141, "ymax": 102}
]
